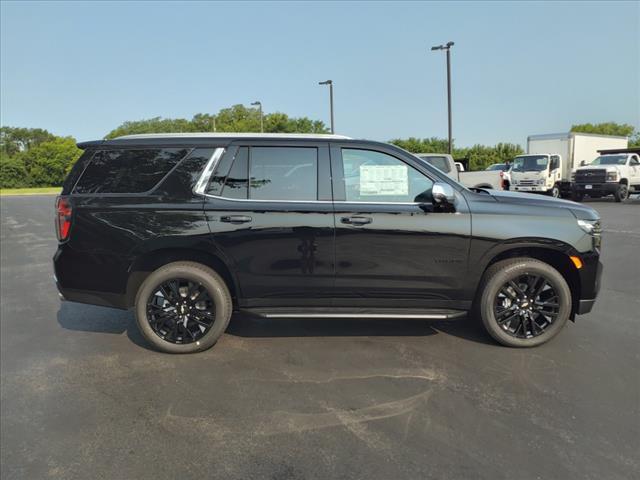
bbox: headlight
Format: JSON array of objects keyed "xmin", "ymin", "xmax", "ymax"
[
  {"xmin": 606, "ymin": 172, "xmax": 618, "ymax": 182},
  {"xmin": 578, "ymin": 219, "xmax": 602, "ymax": 248},
  {"xmin": 571, "ymin": 172, "xmax": 576, "ymax": 182},
  {"xmin": 537, "ymin": 179, "xmax": 545, "ymax": 185}
]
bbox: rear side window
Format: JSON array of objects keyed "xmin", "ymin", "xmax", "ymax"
[
  {"xmin": 73, "ymin": 148, "xmax": 190, "ymax": 194},
  {"xmin": 221, "ymin": 147, "xmax": 249, "ymax": 199},
  {"xmin": 210, "ymin": 146, "xmax": 318, "ymax": 201},
  {"xmin": 249, "ymin": 147, "xmax": 317, "ymax": 201}
]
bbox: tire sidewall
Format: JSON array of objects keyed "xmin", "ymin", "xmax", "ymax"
[
  {"xmin": 480, "ymin": 260, "xmax": 571, "ymax": 347},
  {"xmin": 135, "ymin": 263, "xmax": 231, "ymax": 354}
]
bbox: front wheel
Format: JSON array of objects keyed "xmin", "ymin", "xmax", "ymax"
[
  {"xmin": 478, "ymin": 258, "xmax": 572, "ymax": 347},
  {"xmin": 135, "ymin": 261, "xmax": 232, "ymax": 353},
  {"xmin": 614, "ymin": 183, "xmax": 629, "ymax": 202},
  {"xmin": 571, "ymin": 191, "xmax": 584, "ymax": 202},
  {"xmin": 548, "ymin": 185, "xmax": 561, "ymax": 198}
]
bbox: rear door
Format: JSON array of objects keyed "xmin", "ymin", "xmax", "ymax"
[
  {"xmin": 202, "ymin": 141, "xmax": 335, "ymax": 307},
  {"xmin": 330, "ymin": 142, "xmax": 472, "ymax": 309}
]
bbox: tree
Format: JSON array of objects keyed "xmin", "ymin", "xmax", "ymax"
[
  {"xmin": 19, "ymin": 137, "xmax": 82, "ymax": 187},
  {"xmin": 570, "ymin": 122, "xmax": 636, "ymax": 138},
  {"xmin": 390, "ymin": 137, "xmax": 450, "ymax": 154},
  {"xmin": 105, "ymin": 105, "xmax": 329, "ymax": 138},
  {"xmin": 0, "ymin": 155, "xmax": 29, "ymax": 188},
  {"xmin": 0, "ymin": 127, "xmax": 55, "ymax": 157}
]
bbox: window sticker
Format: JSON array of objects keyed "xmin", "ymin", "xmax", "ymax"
[{"xmin": 359, "ymin": 165, "xmax": 408, "ymax": 196}]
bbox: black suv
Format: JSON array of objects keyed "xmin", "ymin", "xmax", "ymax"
[{"xmin": 54, "ymin": 133, "xmax": 602, "ymax": 353}]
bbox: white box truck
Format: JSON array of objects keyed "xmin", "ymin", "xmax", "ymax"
[{"xmin": 510, "ymin": 132, "xmax": 628, "ymax": 198}]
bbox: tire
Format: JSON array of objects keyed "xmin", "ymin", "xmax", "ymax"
[
  {"xmin": 135, "ymin": 261, "xmax": 232, "ymax": 353},
  {"xmin": 478, "ymin": 258, "xmax": 572, "ymax": 348},
  {"xmin": 571, "ymin": 192, "xmax": 584, "ymax": 202},
  {"xmin": 548, "ymin": 185, "xmax": 560, "ymax": 198},
  {"xmin": 614, "ymin": 183, "xmax": 629, "ymax": 202}
]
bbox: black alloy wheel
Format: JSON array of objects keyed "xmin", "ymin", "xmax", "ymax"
[
  {"xmin": 146, "ymin": 278, "xmax": 216, "ymax": 344},
  {"xmin": 493, "ymin": 274, "xmax": 559, "ymax": 339}
]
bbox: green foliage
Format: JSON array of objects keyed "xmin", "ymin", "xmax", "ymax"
[
  {"xmin": 570, "ymin": 122, "xmax": 635, "ymax": 138},
  {"xmin": 0, "ymin": 154, "xmax": 29, "ymax": 188},
  {"xmin": 105, "ymin": 105, "xmax": 329, "ymax": 139},
  {"xmin": 390, "ymin": 137, "xmax": 523, "ymax": 170},
  {"xmin": 1, "ymin": 127, "xmax": 56, "ymax": 157},
  {"xmin": 0, "ymin": 136, "xmax": 82, "ymax": 188}
]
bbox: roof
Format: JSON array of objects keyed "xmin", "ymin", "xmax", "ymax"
[
  {"xmin": 115, "ymin": 132, "xmax": 351, "ymax": 140},
  {"xmin": 597, "ymin": 147, "xmax": 640, "ymax": 155},
  {"xmin": 527, "ymin": 132, "xmax": 628, "ymax": 141},
  {"xmin": 77, "ymin": 132, "xmax": 352, "ymax": 149}
]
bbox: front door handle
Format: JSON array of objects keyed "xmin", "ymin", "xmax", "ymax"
[
  {"xmin": 341, "ymin": 216, "xmax": 372, "ymax": 226},
  {"xmin": 220, "ymin": 215, "xmax": 252, "ymax": 224}
]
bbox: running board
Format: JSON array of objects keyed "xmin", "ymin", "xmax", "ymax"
[{"xmin": 242, "ymin": 308, "xmax": 467, "ymax": 320}]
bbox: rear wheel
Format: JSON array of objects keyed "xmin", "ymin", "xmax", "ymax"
[
  {"xmin": 614, "ymin": 183, "xmax": 629, "ymax": 202},
  {"xmin": 135, "ymin": 261, "xmax": 232, "ymax": 353},
  {"xmin": 571, "ymin": 191, "xmax": 584, "ymax": 202},
  {"xmin": 479, "ymin": 258, "xmax": 571, "ymax": 347}
]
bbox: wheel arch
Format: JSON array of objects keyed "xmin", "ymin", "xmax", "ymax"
[
  {"xmin": 125, "ymin": 247, "xmax": 240, "ymax": 309},
  {"xmin": 475, "ymin": 242, "xmax": 582, "ymax": 319}
]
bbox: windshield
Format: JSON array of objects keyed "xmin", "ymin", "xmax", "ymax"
[
  {"xmin": 590, "ymin": 155, "xmax": 627, "ymax": 166},
  {"xmin": 512, "ymin": 155, "xmax": 548, "ymax": 172},
  {"xmin": 486, "ymin": 164, "xmax": 508, "ymax": 171}
]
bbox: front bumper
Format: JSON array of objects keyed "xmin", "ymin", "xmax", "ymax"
[
  {"xmin": 512, "ymin": 185, "xmax": 549, "ymax": 193},
  {"xmin": 575, "ymin": 252, "xmax": 603, "ymax": 316},
  {"xmin": 573, "ymin": 182, "xmax": 618, "ymax": 195}
]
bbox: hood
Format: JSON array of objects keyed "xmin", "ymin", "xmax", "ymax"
[
  {"xmin": 485, "ymin": 189, "xmax": 599, "ymax": 220},
  {"xmin": 576, "ymin": 165, "xmax": 619, "ymax": 172}
]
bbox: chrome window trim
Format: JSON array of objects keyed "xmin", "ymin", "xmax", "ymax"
[
  {"xmin": 199, "ymin": 192, "xmax": 425, "ymax": 206},
  {"xmin": 193, "ymin": 147, "xmax": 225, "ymax": 195}
]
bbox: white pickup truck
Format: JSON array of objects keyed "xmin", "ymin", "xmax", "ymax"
[
  {"xmin": 572, "ymin": 151, "xmax": 640, "ymax": 202},
  {"xmin": 415, "ymin": 154, "xmax": 504, "ymax": 190}
]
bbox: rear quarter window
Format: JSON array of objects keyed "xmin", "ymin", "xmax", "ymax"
[{"xmin": 73, "ymin": 148, "xmax": 190, "ymax": 194}]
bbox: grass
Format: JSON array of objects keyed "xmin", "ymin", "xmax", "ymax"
[{"xmin": 0, "ymin": 187, "xmax": 61, "ymax": 196}]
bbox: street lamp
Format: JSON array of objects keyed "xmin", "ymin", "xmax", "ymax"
[
  {"xmin": 251, "ymin": 101, "xmax": 263, "ymax": 133},
  {"xmin": 318, "ymin": 80, "xmax": 334, "ymax": 134},
  {"xmin": 431, "ymin": 41, "xmax": 454, "ymax": 154}
]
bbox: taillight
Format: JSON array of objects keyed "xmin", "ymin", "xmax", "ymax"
[{"xmin": 55, "ymin": 196, "xmax": 72, "ymax": 241}]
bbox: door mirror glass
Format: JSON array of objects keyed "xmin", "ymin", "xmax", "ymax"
[
  {"xmin": 580, "ymin": 160, "xmax": 587, "ymax": 166},
  {"xmin": 432, "ymin": 182, "xmax": 455, "ymax": 204}
]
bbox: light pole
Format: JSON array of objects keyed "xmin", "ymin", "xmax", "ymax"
[
  {"xmin": 431, "ymin": 41, "xmax": 454, "ymax": 154},
  {"xmin": 251, "ymin": 101, "xmax": 263, "ymax": 133},
  {"xmin": 318, "ymin": 80, "xmax": 334, "ymax": 134}
]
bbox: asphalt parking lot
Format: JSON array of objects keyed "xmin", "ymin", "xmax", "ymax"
[{"xmin": 1, "ymin": 195, "xmax": 638, "ymax": 480}]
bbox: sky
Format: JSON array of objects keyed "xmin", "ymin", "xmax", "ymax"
[{"xmin": 1, "ymin": 1, "xmax": 638, "ymax": 147}]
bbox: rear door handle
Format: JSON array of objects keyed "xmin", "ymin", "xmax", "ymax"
[
  {"xmin": 220, "ymin": 215, "xmax": 252, "ymax": 224},
  {"xmin": 341, "ymin": 216, "xmax": 372, "ymax": 226}
]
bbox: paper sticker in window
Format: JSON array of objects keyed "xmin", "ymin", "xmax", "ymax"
[{"xmin": 359, "ymin": 165, "xmax": 408, "ymax": 196}]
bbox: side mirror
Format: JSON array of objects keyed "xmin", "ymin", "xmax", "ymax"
[
  {"xmin": 580, "ymin": 160, "xmax": 586, "ymax": 166},
  {"xmin": 432, "ymin": 182, "xmax": 455, "ymax": 204}
]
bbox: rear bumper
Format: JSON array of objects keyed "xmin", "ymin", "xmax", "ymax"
[{"xmin": 53, "ymin": 245, "xmax": 130, "ymax": 310}]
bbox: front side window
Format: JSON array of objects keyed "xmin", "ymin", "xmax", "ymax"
[
  {"xmin": 342, "ymin": 149, "xmax": 433, "ymax": 203},
  {"xmin": 73, "ymin": 148, "xmax": 189, "ymax": 194},
  {"xmin": 249, "ymin": 147, "xmax": 318, "ymax": 201}
]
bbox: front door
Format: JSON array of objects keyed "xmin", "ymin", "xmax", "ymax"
[
  {"xmin": 330, "ymin": 143, "xmax": 472, "ymax": 309},
  {"xmin": 203, "ymin": 142, "xmax": 335, "ymax": 307}
]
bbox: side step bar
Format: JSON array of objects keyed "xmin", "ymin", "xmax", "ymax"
[{"xmin": 242, "ymin": 308, "xmax": 467, "ymax": 320}]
